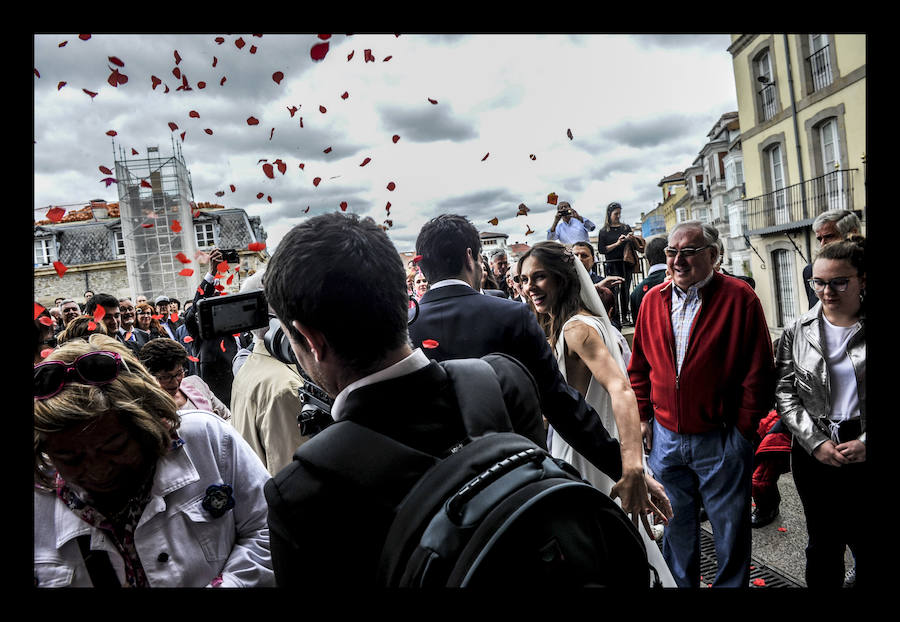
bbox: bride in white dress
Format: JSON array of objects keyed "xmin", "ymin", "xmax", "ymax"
[{"xmin": 517, "ymin": 241, "xmax": 677, "ymax": 587}]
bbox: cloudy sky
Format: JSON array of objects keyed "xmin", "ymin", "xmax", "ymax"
[{"xmin": 34, "ymin": 33, "xmax": 738, "ymax": 253}]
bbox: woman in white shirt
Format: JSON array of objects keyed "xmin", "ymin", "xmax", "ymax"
[{"xmin": 775, "ymin": 237, "xmax": 866, "ymax": 588}]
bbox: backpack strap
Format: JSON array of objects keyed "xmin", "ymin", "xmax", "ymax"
[{"xmin": 440, "ymin": 358, "xmax": 514, "ymax": 438}]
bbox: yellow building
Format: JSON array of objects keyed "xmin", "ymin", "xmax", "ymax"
[{"xmin": 728, "ymin": 34, "xmax": 865, "ymax": 337}]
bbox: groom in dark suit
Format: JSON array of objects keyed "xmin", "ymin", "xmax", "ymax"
[
  {"xmin": 409, "ymin": 214, "xmax": 665, "ymax": 511},
  {"xmin": 262, "ymin": 212, "xmax": 548, "ymax": 586}
]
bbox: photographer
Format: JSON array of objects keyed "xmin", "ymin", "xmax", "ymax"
[
  {"xmin": 182, "ymin": 248, "xmax": 241, "ymax": 407},
  {"xmin": 547, "ymin": 201, "xmax": 596, "ymax": 245}
]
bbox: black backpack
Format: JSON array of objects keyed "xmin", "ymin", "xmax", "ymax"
[{"xmin": 304, "ymin": 357, "xmax": 653, "ymax": 587}]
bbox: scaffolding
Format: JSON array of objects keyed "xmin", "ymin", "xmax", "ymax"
[{"xmin": 114, "ymin": 139, "xmax": 200, "ymax": 305}]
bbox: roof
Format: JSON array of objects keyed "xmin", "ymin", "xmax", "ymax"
[
  {"xmin": 480, "ymin": 231, "xmax": 509, "ymax": 239},
  {"xmin": 658, "ymin": 171, "xmax": 685, "ymax": 186},
  {"xmin": 34, "ymin": 200, "xmax": 226, "ymax": 227}
]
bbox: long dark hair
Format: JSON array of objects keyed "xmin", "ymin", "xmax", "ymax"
[
  {"xmin": 603, "ymin": 201, "xmax": 626, "ymax": 232},
  {"xmin": 517, "ymin": 241, "xmax": 583, "ymax": 348}
]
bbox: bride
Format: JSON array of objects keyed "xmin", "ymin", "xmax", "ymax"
[{"xmin": 517, "ymin": 240, "xmax": 677, "ymax": 587}]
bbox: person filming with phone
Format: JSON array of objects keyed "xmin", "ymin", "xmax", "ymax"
[{"xmin": 547, "ymin": 201, "xmax": 596, "ymax": 245}]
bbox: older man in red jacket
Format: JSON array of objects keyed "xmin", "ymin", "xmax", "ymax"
[{"xmin": 628, "ymin": 220, "xmax": 775, "ymax": 588}]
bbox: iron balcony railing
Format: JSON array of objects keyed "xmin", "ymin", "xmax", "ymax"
[
  {"xmin": 758, "ymin": 82, "xmax": 777, "ymax": 122},
  {"xmin": 744, "ymin": 169, "xmax": 856, "ymax": 233},
  {"xmin": 806, "ymin": 44, "xmax": 834, "ymax": 93}
]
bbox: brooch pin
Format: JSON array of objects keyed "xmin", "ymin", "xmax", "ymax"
[{"xmin": 201, "ymin": 484, "xmax": 235, "ymax": 518}]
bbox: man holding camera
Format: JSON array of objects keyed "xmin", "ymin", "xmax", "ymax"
[
  {"xmin": 547, "ymin": 201, "xmax": 596, "ymax": 245},
  {"xmin": 261, "ymin": 212, "xmax": 549, "ymax": 586}
]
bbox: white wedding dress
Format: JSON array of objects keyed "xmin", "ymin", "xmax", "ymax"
[{"xmin": 547, "ymin": 259, "xmax": 676, "ymax": 587}]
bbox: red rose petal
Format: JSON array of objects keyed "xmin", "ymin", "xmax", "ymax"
[
  {"xmin": 319, "ymin": 105, "xmax": 327, "ymax": 113},
  {"xmin": 427, "ymin": 98, "xmax": 438, "ymax": 104},
  {"xmin": 39, "ymin": 316, "xmax": 54, "ymax": 327},
  {"xmin": 364, "ymin": 49, "xmax": 375, "ymax": 63},
  {"xmin": 313, "ymin": 177, "xmax": 321, "ymax": 187},
  {"xmin": 57, "ymin": 81, "xmax": 66, "ymax": 90},
  {"xmin": 58, "ymin": 41, "xmax": 67, "ymax": 48},
  {"xmin": 752, "ymin": 578, "xmax": 766, "ymax": 587},
  {"xmin": 78, "ymin": 34, "xmax": 91, "ymax": 41},
  {"xmin": 488, "ymin": 217, "xmax": 499, "ymax": 226},
  {"xmin": 412, "ymin": 255, "xmax": 423, "ymax": 264},
  {"xmin": 340, "ymin": 201, "xmax": 348, "ymax": 211},
  {"xmin": 226, "ymin": 274, "xmax": 234, "ymax": 285},
  {"xmin": 267, "ymin": 196, "xmax": 272, "ymax": 203},
  {"xmin": 269, "ymin": 128, "xmax": 275, "ymax": 141},
  {"xmin": 141, "ymin": 223, "xmax": 153, "ymax": 228},
  {"xmin": 132, "ymin": 148, "xmax": 139, "ymax": 155},
  {"xmin": 298, "ymin": 163, "xmax": 305, "ymax": 169},
  {"xmin": 385, "ymin": 202, "xmax": 391, "ymax": 211},
  {"xmin": 87, "ymin": 321, "xmax": 97, "ymax": 331},
  {"xmin": 180, "ymin": 131, "xmax": 186, "ymax": 141},
  {"xmin": 547, "ymin": 193, "xmax": 558, "ymax": 205},
  {"xmin": 220, "ymin": 340, "xmax": 226, "ymax": 352},
  {"xmin": 34, "ymin": 303, "xmax": 46, "ymax": 320},
  {"xmin": 383, "ymin": 56, "xmax": 392, "ymax": 62},
  {"xmin": 272, "ymin": 71, "xmax": 284, "ymax": 85},
  {"xmin": 235, "ymin": 37, "xmax": 245, "ymax": 50},
  {"xmin": 347, "ymin": 50, "xmax": 354, "ymax": 61},
  {"xmin": 263, "ymin": 163, "xmax": 274, "ymax": 179},
  {"xmin": 168, "ymin": 122, "xmax": 178, "ymax": 131},
  {"xmin": 567, "ymin": 128, "xmax": 574, "ymax": 140},
  {"xmin": 310, "ymin": 41, "xmax": 330, "ymax": 61},
  {"xmin": 188, "ymin": 355, "xmax": 199, "ymax": 362},
  {"xmin": 318, "ymin": 34, "xmax": 331, "ymax": 40},
  {"xmin": 360, "ymin": 157, "xmax": 371, "ymax": 167},
  {"xmin": 422, "ymin": 339, "xmax": 439, "ymax": 349},
  {"xmin": 249, "ymin": 45, "xmax": 257, "ymax": 54},
  {"xmin": 323, "ymin": 147, "xmax": 332, "ymax": 154},
  {"xmin": 386, "ymin": 182, "xmax": 396, "ymax": 191},
  {"xmin": 46, "ymin": 206, "xmax": 65, "ymax": 222},
  {"xmin": 304, "ymin": 206, "xmax": 310, "ymax": 213},
  {"xmin": 171, "ymin": 219, "xmax": 182, "ymax": 233},
  {"xmin": 341, "ymin": 91, "xmax": 349, "ymax": 99},
  {"xmin": 204, "ymin": 128, "xmax": 213, "ymax": 135},
  {"xmin": 93, "ymin": 306, "xmax": 106, "ymax": 322},
  {"xmin": 151, "ymin": 75, "xmax": 162, "ymax": 89},
  {"xmin": 189, "ymin": 110, "xmax": 200, "ymax": 118},
  {"xmin": 198, "ymin": 81, "xmax": 206, "ymax": 89},
  {"xmin": 220, "ymin": 76, "xmax": 227, "ymax": 86},
  {"xmin": 169, "ymin": 312, "xmax": 180, "ymax": 323},
  {"xmin": 173, "ymin": 50, "xmax": 181, "ymax": 65},
  {"xmin": 248, "ymin": 242, "xmax": 266, "ymax": 252},
  {"xmin": 482, "ymin": 152, "xmax": 489, "ymax": 161},
  {"xmin": 256, "ymin": 192, "xmax": 264, "ymax": 199},
  {"xmin": 140, "ymin": 179, "xmax": 152, "ymax": 188},
  {"xmin": 184, "ymin": 336, "xmax": 194, "ymax": 343},
  {"xmin": 83, "ymin": 89, "xmax": 98, "ymax": 99},
  {"xmin": 777, "ymin": 527, "xmax": 787, "ymax": 532},
  {"xmin": 392, "ymin": 135, "xmax": 400, "ymax": 143},
  {"xmin": 215, "ymin": 37, "xmax": 224, "ymax": 45},
  {"xmin": 176, "ymin": 252, "xmax": 191, "ymax": 264}
]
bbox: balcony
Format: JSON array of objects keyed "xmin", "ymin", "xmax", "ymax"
[
  {"xmin": 758, "ymin": 82, "xmax": 777, "ymax": 122},
  {"xmin": 744, "ymin": 169, "xmax": 856, "ymax": 234},
  {"xmin": 724, "ymin": 183, "xmax": 746, "ymax": 206},
  {"xmin": 806, "ymin": 44, "xmax": 834, "ymax": 93}
]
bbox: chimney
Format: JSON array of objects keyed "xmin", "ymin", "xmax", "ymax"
[{"xmin": 90, "ymin": 199, "xmax": 109, "ymax": 219}]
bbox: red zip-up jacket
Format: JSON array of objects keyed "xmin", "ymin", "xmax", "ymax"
[{"xmin": 627, "ymin": 272, "xmax": 775, "ymax": 439}]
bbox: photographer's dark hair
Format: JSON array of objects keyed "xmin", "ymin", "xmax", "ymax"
[
  {"xmin": 415, "ymin": 214, "xmax": 481, "ymax": 283},
  {"xmin": 264, "ymin": 212, "xmax": 409, "ymax": 374}
]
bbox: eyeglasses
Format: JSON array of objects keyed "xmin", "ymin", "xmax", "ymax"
[
  {"xmin": 154, "ymin": 368, "xmax": 186, "ymax": 383},
  {"xmin": 136, "ymin": 310, "xmax": 152, "ymax": 316},
  {"xmin": 807, "ymin": 276, "xmax": 855, "ymax": 293},
  {"xmin": 34, "ymin": 350, "xmax": 128, "ymax": 400},
  {"xmin": 664, "ymin": 245, "xmax": 712, "ymax": 258}
]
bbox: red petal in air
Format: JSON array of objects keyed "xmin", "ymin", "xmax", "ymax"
[
  {"xmin": 179, "ymin": 268, "xmax": 194, "ymax": 277},
  {"xmin": 547, "ymin": 193, "xmax": 558, "ymax": 205},
  {"xmin": 47, "ymin": 207, "xmax": 66, "ymax": 222},
  {"xmin": 427, "ymin": 98, "xmax": 438, "ymax": 104},
  {"xmin": 215, "ymin": 191, "xmax": 225, "ymax": 197},
  {"xmin": 188, "ymin": 355, "xmax": 199, "ymax": 362},
  {"xmin": 180, "ymin": 131, "xmax": 186, "ymax": 141},
  {"xmin": 276, "ymin": 160, "xmax": 287, "ymax": 175},
  {"xmin": 383, "ymin": 56, "xmax": 392, "ymax": 62},
  {"xmin": 323, "ymin": 147, "xmax": 332, "ymax": 154},
  {"xmin": 58, "ymin": 41, "xmax": 67, "ymax": 47},
  {"xmin": 140, "ymin": 179, "xmax": 152, "ymax": 188},
  {"xmin": 360, "ymin": 157, "xmax": 371, "ymax": 166},
  {"xmin": 341, "ymin": 91, "xmax": 349, "ymax": 99},
  {"xmin": 256, "ymin": 193, "xmax": 264, "ymax": 199},
  {"xmin": 151, "ymin": 75, "xmax": 161, "ymax": 89},
  {"xmin": 220, "ymin": 77, "xmax": 227, "ymax": 86},
  {"xmin": 87, "ymin": 321, "xmax": 96, "ymax": 331},
  {"xmin": 385, "ymin": 202, "xmax": 391, "ymax": 211},
  {"xmin": 263, "ymin": 163, "xmax": 274, "ymax": 178},
  {"xmin": 299, "ymin": 117, "xmax": 303, "ymax": 128},
  {"xmin": 247, "ymin": 116, "xmax": 259, "ymax": 125},
  {"xmin": 57, "ymin": 81, "xmax": 66, "ymax": 90},
  {"xmin": 168, "ymin": 122, "xmax": 178, "ymax": 131},
  {"xmin": 34, "ymin": 302, "xmax": 46, "ymax": 319},
  {"xmin": 215, "ymin": 37, "xmax": 224, "ymax": 44},
  {"xmin": 171, "ymin": 220, "xmax": 182, "ymax": 233},
  {"xmin": 235, "ymin": 37, "xmax": 246, "ymax": 49},
  {"xmin": 310, "ymin": 41, "xmax": 330, "ymax": 61},
  {"xmin": 319, "ymin": 105, "xmax": 327, "ymax": 113},
  {"xmin": 204, "ymin": 128, "xmax": 213, "ymax": 135},
  {"xmin": 132, "ymin": 148, "xmax": 139, "ymax": 155},
  {"xmin": 38, "ymin": 316, "xmax": 54, "ymax": 327},
  {"xmin": 313, "ymin": 177, "xmax": 321, "ymax": 187},
  {"xmin": 752, "ymin": 578, "xmax": 766, "ymax": 587},
  {"xmin": 422, "ymin": 339, "xmax": 439, "ymax": 349},
  {"xmin": 169, "ymin": 312, "xmax": 180, "ymax": 323},
  {"xmin": 189, "ymin": 110, "xmax": 200, "ymax": 118},
  {"xmin": 272, "ymin": 71, "xmax": 284, "ymax": 84},
  {"xmin": 78, "ymin": 34, "xmax": 91, "ymax": 41},
  {"xmin": 304, "ymin": 206, "xmax": 310, "ymax": 213},
  {"xmin": 386, "ymin": 182, "xmax": 396, "ymax": 191},
  {"xmin": 298, "ymin": 163, "xmax": 305, "ymax": 169},
  {"xmin": 141, "ymin": 223, "xmax": 153, "ymax": 228},
  {"xmin": 412, "ymin": 255, "xmax": 423, "ymax": 263},
  {"xmin": 482, "ymin": 152, "xmax": 489, "ymax": 161},
  {"xmin": 198, "ymin": 82, "xmax": 206, "ymax": 89},
  {"xmin": 106, "ymin": 130, "xmax": 117, "ymax": 136},
  {"xmin": 226, "ymin": 273, "xmax": 234, "ymax": 285},
  {"xmin": 364, "ymin": 49, "xmax": 375, "ymax": 63},
  {"xmin": 93, "ymin": 306, "xmax": 106, "ymax": 322},
  {"xmin": 34, "ymin": 68, "xmax": 40, "ymax": 78},
  {"xmin": 567, "ymin": 128, "xmax": 573, "ymax": 140},
  {"xmin": 340, "ymin": 201, "xmax": 348, "ymax": 211},
  {"xmin": 488, "ymin": 217, "xmax": 499, "ymax": 226},
  {"xmin": 184, "ymin": 336, "xmax": 194, "ymax": 343},
  {"xmin": 318, "ymin": 34, "xmax": 332, "ymax": 40},
  {"xmin": 269, "ymin": 128, "xmax": 275, "ymax": 141},
  {"xmin": 212, "ymin": 56, "xmax": 218, "ymax": 68},
  {"xmin": 101, "ymin": 177, "xmax": 117, "ymax": 187},
  {"xmin": 392, "ymin": 135, "xmax": 400, "ymax": 143},
  {"xmin": 230, "ymin": 184, "xmax": 236, "ymax": 192},
  {"xmin": 164, "ymin": 85, "xmax": 170, "ymax": 93},
  {"xmin": 107, "ymin": 56, "xmax": 124, "ymax": 67},
  {"xmin": 176, "ymin": 252, "xmax": 191, "ymax": 264},
  {"xmin": 83, "ymin": 89, "xmax": 98, "ymax": 99},
  {"xmin": 287, "ymin": 105, "xmax": 298, "ymax": 117},
  {"xmin": 250, "ymin": 46, "xmax": 257, "ymax": 54},
  {"xmin": 248, "ymin": 242, "xmax": 266, "ymax": 252},
  {"xmin": 174, "ymin": 50, "xmax": 181, "ymax": 65},
  {"xmin": 99, "ymin": 165, "xmax": 113, "ymax": 175},
  {"xmin": 267, "ymin": 196, "xmax": 272, "ymax": 203}
]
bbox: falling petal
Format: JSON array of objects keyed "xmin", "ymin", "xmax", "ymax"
[
  {"xmin": 567, "ymin": 128, "xmax": 573, "ymax": 140},
  {"xmin": 340, "ymin": 201, "xmax": 348, "ymax": 211},
  {"xmin": 525, "ymin": 225, "xmax": 534, "ymax": 236},
  {"xmin": 174, "ymin": 50, "xmax": 181, "ymax": 65},
  {"xmin": 482, "ymin": 152, "xmax": 489, "ymax": 161},
  {"xmin": 204, "ymin": 128, "xmax": 213, "ymax": 135},
  {"xmin": 517, "ymin": 203, "xmax": 529, "ymax": 216},
  {"xmin": 83, "ymin": 89, "xmax": 98, "ymax": 99},
  {"xmin": 383, "ymin": 55, "xmax": 392, "ymax": 62},
  {"xmin": 58, "ymin": 41, "xmax": 67, "ymax": 47},
  {"xmin": 184, "ymin": 336, "xmax": 194, "ymax": 343},
  {"xmin": 392, "ymin": 135, "xmax": 400, "ymax": 143},
  {"xmin": 99, "ymin": 165, "xmax": 113, "ymax": 175},
  {"xmin": 168, "ymin": 122, "xmax": 179, "ymax": 131},
  {"xmin": 530, "ymin": 154, "xmax": 536, "ymax": 160},
  {"xmin": 140, "ymin": 179, "xmax": 152, "ymax": 188},
  {"xmin": 313, "ymin": 177, "xmax": 321, "ymax": 187},
  {"xmin": 34, "ymin": 68, "xmax": 40, "ymax": 78},
  {"xmin": 262, "ymin": 163, "xmax": 274, "ymax": 179},
  {"xmin": 173, "ymin": 67, "xmax": 182, "ymax": 79},
  {"xmin": 387, "ymin": 182, "xmax": 396, "ymax": 191},
  {"xmin": 341, "ymin": 91, "xmax": 349, "ymax": 99},
  {"xmin": 57, "ymin": 81, "xmax": 66, "ymax": 90},
  {"xmin": 47, "ymin": 207, "xmax": 66, "ymax": 223},
  {"xmin": 547, "ymin": 192, "xmax": 558, "ymax": 205},
  {"xmin": 256, "ymin": 193, "xmax": 264, "ymax": 199},
  {"xmin": 235, "ymin": 37, "xmax": 245, "ymax": 49},
  {"xmin": 272, "ymin": 71, "xmax": 284, "ymax": 84},
  {"xmin": 276, "ymin": 161, "xmax": 287, "ymax": 175},
  {"xmin": 323, "ymin": 147, "xmax": 332, "ymax": 154},
  {"xmin": 220, "ymin": 76, "xmax": 227, "ymax": 86},
  {"xmin": 170, "ymin": 313, "xmax": 180, "ymax": 324},
  {"xmin": 488, "ymin": 217, "xmax": 499, "ymax": 226},
  {"xmin": 220, "ymin": 340, "xmax": 226, "ymax": 352},
  {"xmin": 385, "ymin": 202, "xmax": 391, "ymax": 211},
  {"xmin": 248, "ymin": 242, "xmax": 266, "ymax": 252},
  {"xmin": 267, "ymin": 196, "xmax": 272, "ymax": 203},
  {"xmin": 249, "ymin": 45, "xmax": 257, "ymax": 54},
  {"xmin": 164, "ymin": 85, "xmax": 170, "ymax": 93},
  {"xmin": 752, "ymin": 578, "xmax": 766, "ymax": 587},
  {"xmin": 269, "ymin": 128, "xmax": 275, "ymax": 141},
  {"xmin": 198, "ymin": 81, "xmax": 206, "ymax": 89},
  {"xmin": 318, "ymin": 34, "xmax": 331, "ymax": 40},
  {"xmin": 319, "ymin": 105, "xmax": 327, "ymax": 113},
  {"xmin": 179, "ymin": 268, "xmax": 194, "ymax": 277},
  {"xmin": 287, "ymin": 105, "xmax": 298, "ymax": 117},
  {"xmin": 427, "ymin": 98, "xmax": 438, "ymax": 104},
  {"xmin": 78, "ymin": 34, "xmax": 91, "ymax": 41},
  {"xmin": 38, "ymin": 316, "xmax": 54, "ymax": 327},
  {"xmin": 364, "ymin": 49, "xmax": 375, "ymax": 63},
  {"xmin": 176, "ymin": 252, "xmax": 191, "ymax": 264},
  {"xmin": 132, "ymin": 148, "xmax": 139, "ymax": 155},
  {"xmin": 151, "ymin": 75, "xmax": 162, "ymax": 89},
  {"xmin": 34, "ymin": 302, "xmax": 46, "ymax": 320},
  {"xmin": 141, "ymin": 223, "xmax": 153, "ymax": 228},
  {"xmin": 171, "ymin": 219, "xmax": 182, "ymax": 232},
  {"xmin": 422, "ymin": 339, "xmax": 439, "ymax": 349},
  {"xmin": 215, "ymin": 37, "xmax": 224, "ymax": 45},
  {"xmin": 188, "ymin": 355, "xmax": 199, "ymax": 362},
  {"xmin": 299, "ymin": 117, "xmax": 303, "ymax": 128},
  {"xmin": 310, "ymin": 41, "xmax": 330, "ymax": 61},
  {"xmin": 226, "ymin": 273, "xmax": 235, "ymax": 285},
  {"xmin": 87, "ymin": 321, "xmax": 96, "ymax": 331},
  {"xmin": 189, "ymin": 110, "xmax": 200, "ymax": 118},
  {"xmin": 304, "ymin": 206, "xmax": 310, "ymax": 213},
  {"xmin": 212, "ymin": 56, "xmax": 218, "ymax": 67},
  {"xmin": 180, "ymin": 131, "xmax": 185, "ymax": 141},
  {"xmin": 106, "ymin": 130, "xmax": 117, "ymax": 136},
  {"xmin": 412, "ymin": 255, "xmax": 423, "ymax": 264},
  {"xmin": 359, "ymin": 157, "xmax": 371, "ymax": 167},
  {"xmin": 230, "ymin": 184, "xmax": 236, "ymax": 192},
  {"xmin": 93, "ymin": 306, "xmax": 106, "ymax": 322},
  {"xmin": 215, "ymin": 191, "xmax": 225, "ymax": 197},
  {"xmin": 101, "ymin": 177, "xmax": 117, "ymax": 187},
  {"xmin": 298, "ymin": 163, "xmax": 305, "ymax": 169},
  {"xmin": 347, "ymin": 50, "xmax": 354, "ymax": 61}
]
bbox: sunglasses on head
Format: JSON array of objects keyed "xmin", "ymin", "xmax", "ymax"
[{"xmin": 34, "ymin": 350, "xmax": 129, "ymax": 400}]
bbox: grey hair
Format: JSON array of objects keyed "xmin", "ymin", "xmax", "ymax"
[
  {"xmin": 489, "ymin": 248, "xmax": 508, "ymax": 261},
  {"xmin": 670, "ymin": 220, "xmax": 719, "ymax": 246},
  {"xmin": 812, "ymin": 209, "xmax": 860, "ymax": 237}
]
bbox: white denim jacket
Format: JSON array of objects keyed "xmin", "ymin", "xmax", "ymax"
[{"xmin": 34, "ymin": 410, "xmax": 275, "ymax": 587}]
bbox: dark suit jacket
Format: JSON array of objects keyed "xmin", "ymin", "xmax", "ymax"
[
  {"xmin": 408, "ymin": 284, "xmax": 622, "ymax": 480},
  {"xmin": 183, "ymin": 278, "xmax": 239, "ymax": 407},
  {"xmin": 630, "ymin": 268, "xmax": 667, "ymax": 322},
  {"xmin": 264, "ymin": 356, "xmax": 547, "ymax": 586}
]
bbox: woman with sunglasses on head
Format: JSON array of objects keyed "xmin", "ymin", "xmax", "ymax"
[
  {"xmin": 517, "ymin": 241, "xmax": 676, "ymax": 586},
  {"xmin": 33, "ymin": 334, "xmax": 274, "ymax": 587},
  {"xmin": 775, "ymin": 236, "xmax": 866, "ymax": 588},
  {"xmin": 139, "ymin": 338, "xmax": 231, "ymax": 421},
  {"xmin": 134, "ymin": 302, "xmax": 165, "ymax": 341}
]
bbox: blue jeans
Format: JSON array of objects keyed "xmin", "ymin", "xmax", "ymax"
[{"xmin": 648, "ymin": 418, "xmax": 754, "ymax": 588}]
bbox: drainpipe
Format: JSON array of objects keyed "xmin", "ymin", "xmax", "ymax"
[{"xmin": 783, "ymin": 34, "xmax": 812, "ymax": 262}]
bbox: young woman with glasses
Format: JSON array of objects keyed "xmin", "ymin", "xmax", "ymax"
[
  {"xmin": 33, "ymin": 334, "xmax": 273, "ymax": 587},
  {"xmin": 775, "ymin": 236, "xmax": 866, "ymax": 588}
]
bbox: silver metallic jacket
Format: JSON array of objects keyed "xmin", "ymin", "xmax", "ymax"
[{"xmin": 775, "ymin": 303, "xmax": 866, "ymax": 455}]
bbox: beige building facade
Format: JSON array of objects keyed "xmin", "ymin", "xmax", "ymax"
[{"xmin": 728, "ymin": 34, "xmax": 866, "ymax": 337}]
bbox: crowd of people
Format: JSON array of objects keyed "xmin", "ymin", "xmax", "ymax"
[{"xmin": 32, "ymin": 204, "xmax": 866, "ymax": 589}]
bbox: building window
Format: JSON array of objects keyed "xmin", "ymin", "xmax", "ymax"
[
  {"xmin": 728, "ymin": 204, "xmax": 744, "ymax": 238},
  {"xmin": 755, "ymin": 50, "xmax": 777, "ymax": 122},
  {"xmin": 772, "ymin": 249, "xmax": 798, "ymax": 327},
  {"xmin": 694, "ymin": 206, "xmax": 710, "ymax": 224},
  {"xmin": 767, "ymin": 144, "xmax": 788, "ymax": 225},
  {"xmin": 807, "ymin": 34, "xmax": 833, "ymax": 92},
  {"xmin": 35, "ymin": 238, "xmax": 57, "ymax": 266},
  {"xmin": 195, "ymin": 222, "xmax": 215, "ymax": 248},
  {"xmin": 676, "ymin": 207, "xmax": 687, "ymax": 223},
  {"xmin": 818, "ymin": 118, "xmax": 846, "ymax": 211},
  {"xmin": 114, "ymin": 230, "xmax": 126, "ymax": 258}
]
